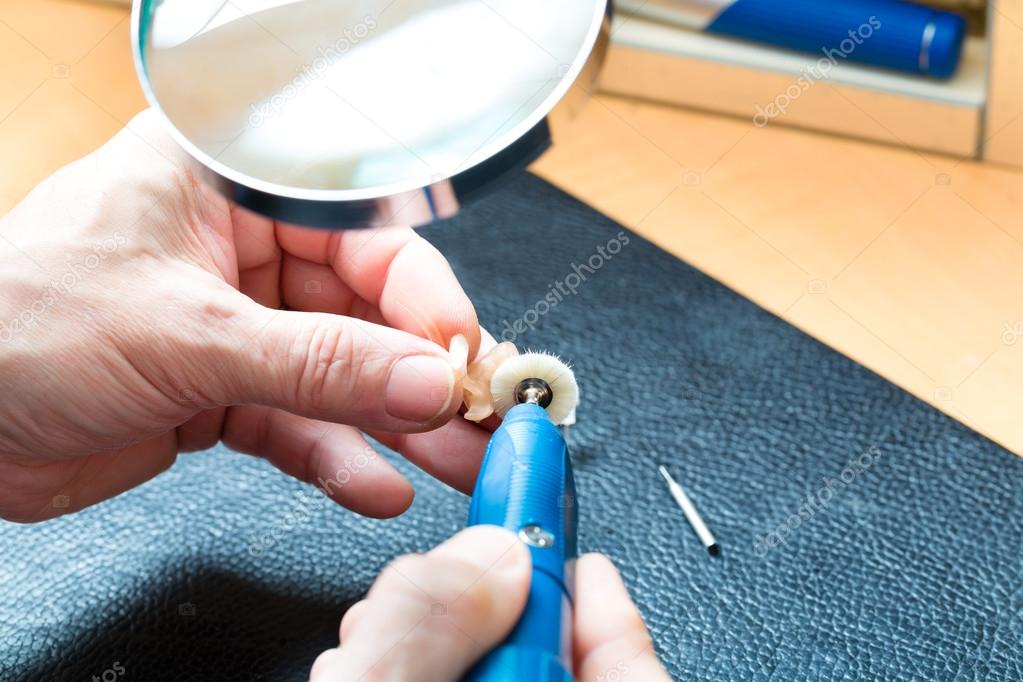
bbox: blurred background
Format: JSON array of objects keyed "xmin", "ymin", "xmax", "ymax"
[{"xmin": 1, "ymin": 0, "xmax": 1021, "ymax": 457}]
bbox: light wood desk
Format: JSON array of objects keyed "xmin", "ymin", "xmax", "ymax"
[{"xmin": 3, "ymin": 1, "xmax": 1022, "ymax": 455}]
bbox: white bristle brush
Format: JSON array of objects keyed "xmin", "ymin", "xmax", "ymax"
[{"xmin": 490, "ymin": 351, "xmax": 580, "ymax": 425}]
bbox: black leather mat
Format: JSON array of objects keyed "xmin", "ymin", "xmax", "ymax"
[{"xmin": 2, "ymin": 173, "xmax": 1022, "ymax": 681}]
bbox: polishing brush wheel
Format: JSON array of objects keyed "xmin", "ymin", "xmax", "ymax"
[{"xmin": 490, "ymin": 352, "xmax": 579, "ymax": 424}]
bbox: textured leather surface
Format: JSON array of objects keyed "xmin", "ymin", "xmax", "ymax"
[{"xmin": 2, "ymin": 173, "xmax": 1022, "ymax": 681}]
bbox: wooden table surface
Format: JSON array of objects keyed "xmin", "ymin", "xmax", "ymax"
[{"xmin": 3, "ymin": 1, "xmax": 1022, "ymax": 456}]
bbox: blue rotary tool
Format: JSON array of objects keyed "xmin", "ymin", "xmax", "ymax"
[{"xmin": 462, "ymin": 352, "xmax": 581, "ymax": 682}]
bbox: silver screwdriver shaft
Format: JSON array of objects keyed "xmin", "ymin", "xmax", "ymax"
[{"xmin": 658, "ymin": 465, "xmax": 720, "ymax": 556}]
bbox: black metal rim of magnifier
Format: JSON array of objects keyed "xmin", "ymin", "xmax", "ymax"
[{"xmin": 131, "ymin": 0, "xmax": 612, "ymax": 230}]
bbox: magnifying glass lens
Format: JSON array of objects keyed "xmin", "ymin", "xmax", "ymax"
[{"xmin": 141, "ymin": 0, "xmax": 601, "ymax": 197}]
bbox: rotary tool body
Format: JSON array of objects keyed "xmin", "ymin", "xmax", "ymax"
[{"xmin": 463, "ymin": 402, "xmax": 578, "ymax": 682}]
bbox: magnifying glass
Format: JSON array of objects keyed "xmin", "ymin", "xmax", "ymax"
[{"xmin": 131, "ymin": 0, "xmax": 610, "ymax": 229}]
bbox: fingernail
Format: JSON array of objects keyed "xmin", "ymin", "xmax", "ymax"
[{"xmin": 385, "ymin": 354, "xmax": 455, "ymax": 423}]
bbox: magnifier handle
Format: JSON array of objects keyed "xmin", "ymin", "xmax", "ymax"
[{"xmin": 462, "ymin": 404, "xmax": 577, "ymax": 682}]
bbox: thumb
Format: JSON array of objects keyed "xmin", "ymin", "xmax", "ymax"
[
  {"xmin": 310, "ymin": 526, "xmax": 531, "ymax": 682},
  {"xmin": 216, "ymin": 303, "xmax": 464, "ymax": 432}
]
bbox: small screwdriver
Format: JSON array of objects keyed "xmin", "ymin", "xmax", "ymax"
[{"xmin": 658, "ymin": 465, "xmax": 719, "ymax": 556}]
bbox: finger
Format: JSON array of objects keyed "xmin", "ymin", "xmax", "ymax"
[
  {"xmin": 474, "ymin": 411, "xmax": 503, "ymax": 434},
  {"xmin": 339, "ymin": 599, "xmax": 369, "ymax": 643},
  {"xmin": 175, "ymin": 407, "xmax": 226, "ymax": 453},
  {"xmin": 0, "ymin": 436, "xmax": 178, "ymax": 522},
  {"xmin": 237, "ymin": 250, "xmax": 281, "ymax": 307},
  {"xmin": 368, "ymin": 416, "xmax": 489, "ymax": 495},
  {"xmin": 279, "ymin": 254, "xmax": 385, "ymax": 325},
  {"xmin": 309, "ymin": 648, "xmax": 344, "ymax": 682},
  {"xmin": 231, "ymin": 205, "xmax": 282, "ymax": 308},
  {"xmin": 311, "ymin": 526, "xmax": 529, "ymax": 682},
  {"xmin": 221, "ymin": 406, "xmax": 414, "ymax": 518},
  {"xmin": 276, "ymin": 225, "xmax": 481, "ymax": 357},
  {"xmin": 280, "ymin": 255, "xmax": 355, "ymax": 315},
  {"xmin": 216, "ymin": 299, "xmax": 462, "ymax": 433},
  {"xmin": 574, "ymin": 554, "xmax": 671, "ymax": 682}
]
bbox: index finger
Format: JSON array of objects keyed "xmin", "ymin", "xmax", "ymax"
[{"xmin": 275, "ymin": 224, "xmax": 481, "ymax": 358}]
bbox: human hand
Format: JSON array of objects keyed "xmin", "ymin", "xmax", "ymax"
[
  {"xmin": 0, "ymin": 109, "xmax": 494, "ymax": 522},
  {"xmin": 309, "ymin": 526, "xmax": 671, "ymax": 681}
]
